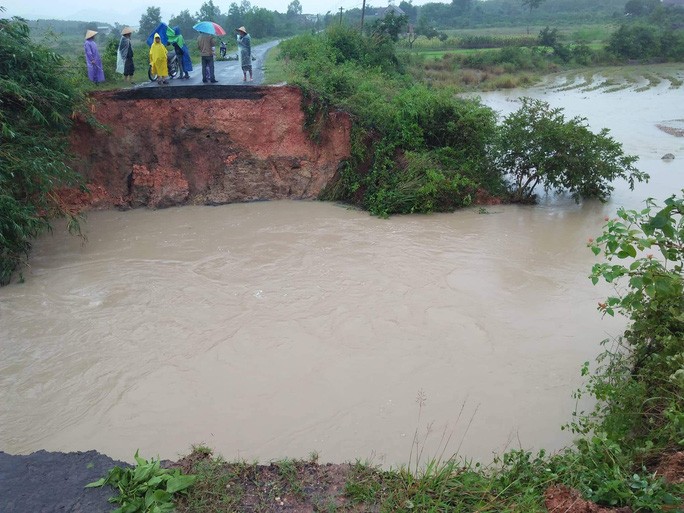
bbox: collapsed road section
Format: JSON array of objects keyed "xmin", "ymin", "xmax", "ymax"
[{"xmin": 68, "ymin": 85, "xmax": 352, "ymax": 209}]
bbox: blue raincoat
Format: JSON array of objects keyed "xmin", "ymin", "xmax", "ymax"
[{"xmin": 171, "ymin": 27, "xmax": 193, "ymax": 72}]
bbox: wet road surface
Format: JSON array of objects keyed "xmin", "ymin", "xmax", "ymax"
[{"xmin": 139, "ymin": 39, "xmax": 280, "ymax": 88}]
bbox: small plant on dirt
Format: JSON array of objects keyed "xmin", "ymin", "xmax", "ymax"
[
  {"xmin": 178, "ymin": 454, "xmax": 246, "ymax": 513},
  {"xmin": 86, "ymin": 450, "xmax": 196, "ymax": 513},
  {"xmin": 274, "ymin": 458, "xmax": 306, "ymax": 498},
  {"xmin": 189, "ymin": 444, "xmax": 212, "ymax": 456}
]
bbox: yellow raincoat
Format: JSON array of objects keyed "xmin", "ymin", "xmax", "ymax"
[{"xmin": 149, "ymin": 34, "xmax": 168, "ymax": 76}]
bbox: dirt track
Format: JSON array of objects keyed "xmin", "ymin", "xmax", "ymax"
[{"xmin": 0, "ymin": 451, "xmax": 128, "ymax": 512}]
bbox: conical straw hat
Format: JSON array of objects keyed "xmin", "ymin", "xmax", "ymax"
[
  {"xmin": 85, "ymin": 30, "xmax": 98, "ymax": 39},
  {"xmin": 121, "ymin": 27, "xmax": 133, "ymax": 35}
]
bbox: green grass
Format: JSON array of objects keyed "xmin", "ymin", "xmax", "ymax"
[
  {"xmin": 262, "ymin": 46, "xmax": 291, "ymax": 84},
  {"xmin": 400, "ymin": 47, "xmax": 500, "ymax": 59}
]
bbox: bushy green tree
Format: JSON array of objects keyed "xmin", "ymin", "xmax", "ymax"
[
  {"xmin": 196, "ymin": 0, "xmax": 222, "ymax": 22},
  {"xmin": 138, "ymin": 6, "xmax": 161, "ymax": 40},
  {"xmin": 371, "ymin": 11, "xmax": 409, "ymax": 42},
  {"xmin": 607, "ymin": 23, "xmax": 684, "ymax": 61},
  {"xmin": 0, "ymin": 11, "xmax": 85, "ymax": 284},
  {"xmin": 537, "ymin": 26, "xmax": 558, "ymax": 47},
  {"xmin": 494, "ymin": 98, "xmax": 646, "ymax": 203},
  {"xmin": 399, "ymin": 0, "xmax": 418, "ymax": 23},
  {"xmin": 286, "ymin": 0, "xmax": 302, "ymax": 18},
  {"xmin": 245, "ymin": 8, "xmax": 277, "ymax": 38},
  {"xmin": 169, "ymin": 10, "xmax": 197, "ymax": 39}
]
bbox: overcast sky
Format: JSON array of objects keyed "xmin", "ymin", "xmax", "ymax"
[{"xmin": 2, "ymin": 0, "xmax": 429, "ymax": 25}]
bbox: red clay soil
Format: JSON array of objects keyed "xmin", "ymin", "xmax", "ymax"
[
  {"xmin": 657, "ymin": 451, "xmax": 684, "ymax": 485},
  {"xmin": 67, "ymin": 85, "xmax": 351, "ymax": 210},
  {"xmin": 544, "ymin": 452, "xmax": 684, "ymax": 513},
  {"xmin": 544, "ymin": 485, "xmax": 633, "ymax": 513}
]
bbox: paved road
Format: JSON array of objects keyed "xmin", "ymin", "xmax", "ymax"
[
  {"xmin": 139, "ymin": 39, "xmax": 280, "ymax": 88},
  {"xmin": 0, "ymin": 450, "xmax": 129, "ymax": 513}
]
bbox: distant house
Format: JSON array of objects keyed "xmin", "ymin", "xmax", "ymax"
[{"xmin": 375, "ymin": 5, "xmax": 406, "ymax": 18}]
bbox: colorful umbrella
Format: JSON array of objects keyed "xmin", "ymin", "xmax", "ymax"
[{"xmin": 193, "ymin": 21, "xmax": 227, "ymax": 36}]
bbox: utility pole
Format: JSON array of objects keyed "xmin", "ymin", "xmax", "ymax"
[
  {"xmin": 360, "ymin": 0, "xmax": 366, "ymax": 32},
  {"xmin": 339, "ymin": 7, "xmax": 343, "ymax": 25}
]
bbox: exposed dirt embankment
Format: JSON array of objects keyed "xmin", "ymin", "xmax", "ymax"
[{"xmin": 68, "ymin": 85, "xmax": 351, "ymax": 209}]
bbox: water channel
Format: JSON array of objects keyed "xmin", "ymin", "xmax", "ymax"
[{"xmin": 1, "ymin": 72, "xmax": 682, "ymax": 466}]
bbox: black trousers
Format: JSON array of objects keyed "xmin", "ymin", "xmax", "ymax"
[{"xmin": 201, "ymin": 55, "xmax": 215, "ymax": 81}]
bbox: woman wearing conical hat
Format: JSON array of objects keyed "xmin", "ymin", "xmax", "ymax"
[
  {"xmin": 84, "ymin": 30, "xmax": 105, "ymax": 84},
  {"xmin": 235, "ymin": 26, "xmax": 252, "ymax": 82}
]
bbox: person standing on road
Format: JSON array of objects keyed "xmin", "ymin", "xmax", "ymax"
[
  {"xmin": 116, "ymin": 27, "xmax": 135, "ymax": 83},
  {"xmin": 83, "ymin": 30, "xmax": 105, "ymax": 84},
  {"xmin": 170, "ymin": 27, "xmax": 192, "ymax": 80},
  {"xmin": 236, "ymin": 26, "xmax": 252, "ymax": 82},
  {"xmin": 149, "ymin": 33, "xmax": 169, "ymax": 85},
  {"xmin": 197, "ymin": 32, "xmax": 218, "ymax": 83}
]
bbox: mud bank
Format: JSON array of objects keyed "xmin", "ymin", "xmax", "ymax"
[
  {"xmin": 68, "ymin": 85, "xmax": 351, "ymax": 209},
  {"xmin": 4, "ymin": 449, "xmax": 682, "ymax": 512}
]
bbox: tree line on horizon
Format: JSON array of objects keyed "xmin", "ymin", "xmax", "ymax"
[{"xmin": 24, "ymin": 0, "xmax": 670, "ymax": 42}]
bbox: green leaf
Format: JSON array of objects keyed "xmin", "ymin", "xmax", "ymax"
[
  {"xmin": 85, "ymin": 478, "xmax": 106, "ymax": 488},
  {"xmin": 629, "ymin": 276, "xmax": 643, "ymax": 289},
  {"xmin": 154, "ymin": 489, "xmax": 171, "ymax": 500},
  {"xmin": 133, "ymin": 449, "xmax": 147, "ymax": 467},
  {"xmin": 166, "ymin": 474, "xmax": 197, "ymax": 494},
  {"xmin": 623, "ymin": 244, "xmax": 637, "ymax": 258}
]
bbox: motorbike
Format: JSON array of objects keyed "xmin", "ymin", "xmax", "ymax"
[{"xmin": 148, "ymin": 52, "xmax": 178, "ymax": 81}]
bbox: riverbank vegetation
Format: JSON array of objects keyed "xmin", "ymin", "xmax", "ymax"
[
  {"xmin": 0, "ymin": 9, "xmax": 87, "ymax": 285},
  {"xmin": 275, "ymin": 24, "xmax": 647, "ymax": 216}
]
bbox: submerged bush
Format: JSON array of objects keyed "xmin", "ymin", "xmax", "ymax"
[{"xmin": 494, "ymin": 98, "xmax": 647, "ymax": 203}]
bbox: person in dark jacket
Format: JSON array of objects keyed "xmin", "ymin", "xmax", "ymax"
[
  {"xmin": 116, "ymin": 27, "xmax": 135, "ymax": 83},
  {"xmin": 235, "ymin": 26, "xmax": 252, "ymax": 82},
  {"xmin": 197, "ymin": 32, "xmax": 218, "ymax": 83},
  {"xmin": 170, "ymin": 27, "xmax": 192, "ymax": 79}
]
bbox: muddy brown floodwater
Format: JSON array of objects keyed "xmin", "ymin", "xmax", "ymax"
[{"xmin": 0, "ymin": 72, "xmax": 682, "ymax": 467}]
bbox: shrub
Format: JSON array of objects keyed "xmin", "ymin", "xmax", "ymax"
[
  {"xmin": 552, "ymin": 192, "xmax": 684, "ymax": 510},
  {"xmin": 607, "ymin": 23, "xmax": 684, "ymax": 61},
  {"xmin": 0, "ymin": 11, "xmax": 86, "ymax": 284},
  {"xmin": 493, "ymin": 97, "xmax": 647, "ymax": 203},
  {"xmin": 586, "ymin": 194, "xmax": 684, "ymax": 444}
]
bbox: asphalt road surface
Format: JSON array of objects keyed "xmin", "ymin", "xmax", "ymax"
[
  {"xmin": 140, "ymin": 39, "xmax": 280, "ymax": 88},
  {"xmin": 0, "ymin": 450, "xmax": 130, "ymax": 513}
]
